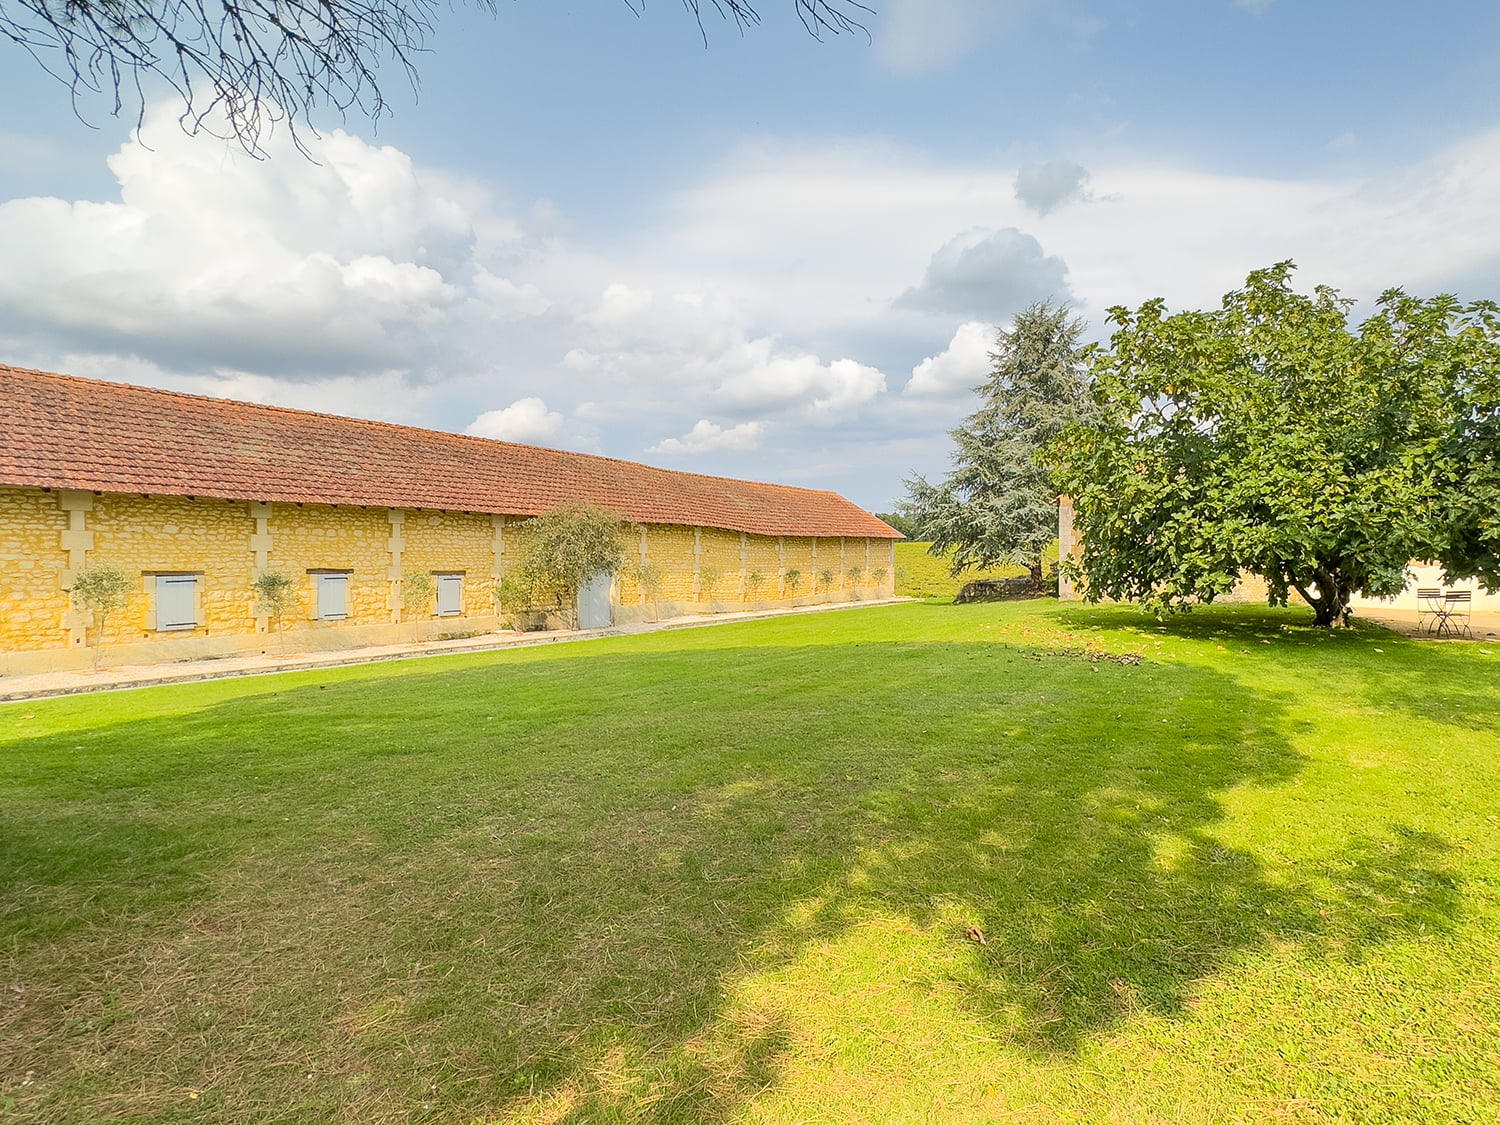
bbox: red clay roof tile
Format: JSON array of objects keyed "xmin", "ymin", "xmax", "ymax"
[{"xmin": 0, "ymin": 365, "xmax": 901, "ymax": 539}]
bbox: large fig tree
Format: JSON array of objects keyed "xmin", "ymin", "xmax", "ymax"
[{"xmin": 1045, "ymin": 262, "xmax": 1500, "ymax": 626}]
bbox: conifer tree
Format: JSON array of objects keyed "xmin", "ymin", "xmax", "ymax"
[{"xmin": 901, "ymin": 302, "xmax": 1092, "ymax": 589}]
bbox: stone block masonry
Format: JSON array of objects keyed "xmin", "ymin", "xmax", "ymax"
[
  {"xmin": 0, "ymin": 487, "xmax": 70, "ymax": 653},
  {"xmin": 0, "ymin": 488, "xmax": 512, "ymax": 674},
  {"xmin": 0, "ymin": 485, "xmax": 899, "ymax": 674},
  {"xmin": 2, "ymin": 366, "xmax": 902, "ymax": 669}
]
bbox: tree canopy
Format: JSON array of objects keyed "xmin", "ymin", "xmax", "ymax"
[
  {"xmin": 496, "ymin": 499, "xmax": 627, "ymax": 627},
  {"xmin": 1044, "ymin": 262, "xmax": 1500, "ymax": 626},
  {"xmin": 900, "ymin": 301, "xmax": 1092, "ymax": 588},
  {"xmin": 2, "ymin": 0, "xmax": 873, "ymax": 153},
  {"xmin": 872, "ymin": 510, "xmax": 918, "ymax": 538}
]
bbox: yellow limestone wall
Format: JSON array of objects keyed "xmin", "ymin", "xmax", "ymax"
[
  {"xmin": 0, "ymin": 485, "xmax": 897, "ymax": 672},
  {"xmin": 0, "ymin": 487, "xmax": 70, "ymax": 652},
  {"xmin": 0, "ymin": 488, "xmax": 512, "ymax": 674},
  {"xmin": 645, "ymin": 524, "xmax": 701, "ymax": 606},
  {"xmin": 698, "ymin": 527, "xmax": 742, "ymax": 604},
  {"xmin": 399, "ymin": 509, "xmax": 499, "ymax": 619},
  {"xmin": 612, "ymin": 525, "xmax": 896, "ymax": 623},
  {"xmin": 89, "ymin": 492, "xmax": 259, "ymax": 644},
  {"xmin": 268, "ymin": 503, "xmax": 390, "ymax": 626},
  {"xmin": 744, "ymin": 535, "xmax": 782, "ymax": 603},
  {"xmin": 780, "ymin": 537, "xmax": 815, "ymax": 599}
]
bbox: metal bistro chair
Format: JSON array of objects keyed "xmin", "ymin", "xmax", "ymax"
[
  {"xmin": 1438, "ymin": 591, "xmax": 1473, "ymax": 639},
  {"xmin": 1417, "ymin": 588, "xmax": 1446, "ymax": 635}
]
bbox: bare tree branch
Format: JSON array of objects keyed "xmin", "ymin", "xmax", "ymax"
[{"xmin": 0, "ymin": 0, "xmax": 873, "ymax": 155}]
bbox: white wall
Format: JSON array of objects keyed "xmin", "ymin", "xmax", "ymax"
[{"xmin": 1351, "ymin": 563, "xmax": 1500, "ymax": 613}]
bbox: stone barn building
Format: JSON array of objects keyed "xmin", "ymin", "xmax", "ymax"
[{"xmin": 1, "ymin": 366, "xmax": 901, "ymax": 674}]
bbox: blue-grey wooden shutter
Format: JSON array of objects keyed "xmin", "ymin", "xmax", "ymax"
[
  {"xmin": 156, "ymin": 575, "xmax": 197, "ymax": 631},
  {"xmin": 317, "ymin": 574, "xmax": 349, "ymax": 619},
  {"xmin": 437, "ymin": 574, "xmax": 462, "ymax": 617}
]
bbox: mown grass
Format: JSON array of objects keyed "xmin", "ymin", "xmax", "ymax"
[
  {"xmin": 894, "ymin": 540, "xmax": 1056, "ymax": 600},
  {"xmin": 2, "ymin": 601, "xmax": 1498, "ymax": 1123}
]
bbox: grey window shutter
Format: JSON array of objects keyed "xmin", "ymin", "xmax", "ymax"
[
  {"xmin": 437, "ymin": 574, "xmax": 462, "ymax": 616},
  {"xmin": 156, "ymin": 575, "xmax": 197, "ymax": 631},
  {"xmin": 317, "ymin": 574, "xmax": 349, "ymax": 620}
]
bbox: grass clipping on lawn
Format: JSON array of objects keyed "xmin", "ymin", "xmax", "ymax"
[{"xmin": 2, "ymin": 601, "xmax": 1498, "ymax": 1123}]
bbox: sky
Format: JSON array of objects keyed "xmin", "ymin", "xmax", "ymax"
[{"xmin": 2, "ymin": 0, "xmax": 1500, "ymax": 512}]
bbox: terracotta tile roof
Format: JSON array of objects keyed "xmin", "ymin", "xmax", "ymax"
[{"xmin": 1, "ymin": 365, "xmax": 901, "ymax": 540}]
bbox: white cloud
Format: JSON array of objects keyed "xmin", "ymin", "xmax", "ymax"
[
  {"xmin": 0, "ymin": 103, "xmax": 538, "ymax": 380},
  {"xmin": 588, "ymin": 281, "xmax": 657, "ymax": 327},
  {"xmin": 643, "ymin": 139, "xmax": 1014, "ymax": 340},
  {"xmin": 1014, "ymin": 161, "xmax": 1094, "ymax": 216},
  {"xmin": 648, "ymin": 419, "xmax": 765, "ymax": 455},
  {"xmin": 633, "ymin": 131, "xmax": 1500, "ymax": 345},
  {"xmin": 472, "ymin": 270, "xmax": 550, "ymax": 318},
  {"xmin": 11, "ymin": 107, "xmax": 1500, "ymax": 516},
  {"xmin": 709, "ymin": 343, "xmax": 887, "ymax": 418},
  {"xmin": 568, "ymin": 282, "xmax": 889, "ymax": 423},
  {"xmin": 875, "ymin": 0, "xmax": 1031, "ymax": 74},
  {"xmin": 466, "ymin": 397, "xmax": 564, "ymax": 444},
  {"xmin": 905, "ymin": 321, "xmax": 995, "ymax": 397},
  {"xmin": 1033, "ymin": 139, "xmax": 1500, "ymax": 314},
  {"xmin": 897, "ymin": 227, "xmax": 1072, "ymax": 322}
]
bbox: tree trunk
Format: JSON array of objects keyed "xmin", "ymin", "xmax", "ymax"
[
  {"xmin": 1308, "ymin": 593, "xmax": 1348, "ymax": 627},
  {"xmin": 1290, "ymin": 566, "xmax": 1354, "ymax": 628}
]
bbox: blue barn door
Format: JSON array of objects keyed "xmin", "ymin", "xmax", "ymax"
[{"xmin": 577, "ymin": 571, "xmax": 613, "ymax": 630}]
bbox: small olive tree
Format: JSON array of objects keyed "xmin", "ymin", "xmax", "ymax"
[
  {"xmin": 496, "ymin": 500, "xmax": 626, "ymax": 629},
  {"xmin": 252, "ymin": 570, "xmax": 297, "ymax": 655},
  {"xmin": 845, "ymin": 565, "xmax": 864, "ymax": 598},
  {"xmin": 632, "ymin": 560, "xmax": 664, "ymax": 620},
  {"xmin": 698, "ymin": 565, "xmax": 720, "ymax": 606},
  {"xmin": 401, "ymin": 570, "xmax": 435, "ymax": 639},
  {"xmin": 494, "ymin": 573, "xmax": 536, "ymax": 628},
  {"xmin": 783, "ymin": 568, "xmax": 803, "ymax": 598},
  {"xmin": 70, "ymin": 563, "xmax": 132, "ymax": 670}
]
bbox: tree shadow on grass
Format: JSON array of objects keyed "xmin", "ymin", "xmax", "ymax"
[
  {"xmin": 1341, "ymin": 643, "xmax": 1500, "ymax": 737},
  {"xmin": 1051, "ymin": 600, "xmax": 1349, "ymax": 649},
  {"xmin": 1053, "ymin": 600, "xmax": 1500, "ymax": 737},
  {"xmin": 0, "ymin": 631, "xmax": 1466, "ymax": 1122}
]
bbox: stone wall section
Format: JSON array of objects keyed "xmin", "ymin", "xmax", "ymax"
[
  {"xmin": 267, "ymin": 503, "xmax": 390, "ymax": 626},
  {"xmin": 644, "ymin": 524, "xmax": 700, "ymax": 606},
  {"xmin": 88, "ymin": 493, "xmax": 257, "ymax": 645},
  {"xmin": 0, "ymin": 487, "xmax": 70, "ymax": 652},
  {"xmin": 1058, "ymin": 496, "xmax": 1080, "ymax": 601},
  {"xmin": 697, "ymin": 527, "xmax": 743, "ymax": 605},
  {"xmin": 811, "ymin": 537, "xmax": 839, "ymax": 596},
  {"xmin": 744, "ymin": 535, "xmax": 783, "ymax": 604},
  {"xmin": 398, "ymin": 509, "xmax": 497, "ymax": 620},
  {"xmin": 779, "ymin": 537, "xmax": 815, "ymax": 599},
  {"xmin": 0, "ymin": 485, "xmax": 898, "ymax": 670},
  {"xmin": 618, "ymin": 525, "xmax": 651, "ymax": 607}
]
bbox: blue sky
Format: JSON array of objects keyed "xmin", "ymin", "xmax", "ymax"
[{"xmin": 3, "ymin": 0, "xmax": 1499, "ymax": 511}]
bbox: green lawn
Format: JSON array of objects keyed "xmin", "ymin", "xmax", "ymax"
[
  {"xmin": 894, "ymin": 540, "xmax": 1055, "ymax": 599},
  {"xmin": 3, "ymin": 602, "xmax": 1498, "ymax": 1123}
]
